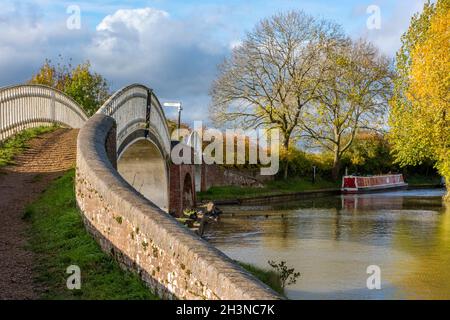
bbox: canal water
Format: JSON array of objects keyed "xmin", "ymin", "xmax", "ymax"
[{"xmin": 204, "ymin": 189, "xmax": 450, "ymax": 299}]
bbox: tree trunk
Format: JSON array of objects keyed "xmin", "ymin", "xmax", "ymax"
[
  {"xmin": 283, "ymin": 136, "xmax": 290, "ymax": 180},
  {"xmin": 444, "ymin": 178, "xmax": 450, "ymax": 203},
  {"xmin": 283, "ymin": 162, "xmax": 289, "ymax": 179},
  {"xmin": 331, "ymin": 131, "xmax": 342, "ymax": 182},
  {"xmin": 331, "ymin": 152, "xmax": 341, "ymax": 182}
]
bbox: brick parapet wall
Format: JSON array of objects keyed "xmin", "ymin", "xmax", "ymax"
[
  {"xmin": 169, "ymin": 164, "xmax": 182, "ymax": 216},
  {"xmin": 75, "ymin": 114, "xmax": 281, "ymax": 300}
]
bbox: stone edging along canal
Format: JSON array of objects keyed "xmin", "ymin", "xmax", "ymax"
[{"xmin": 208, "ymin": 184, "xmax": 443, "ymax": 206}]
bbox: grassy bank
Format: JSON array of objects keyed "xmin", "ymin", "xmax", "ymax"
[
  {"xmin": 198, "ymin": 177, "xmax": 339, "ymax": 201},
  {"xmin": 198, "ymin": 173, "xmax": 443, "ymax": 202},
  {"xmin": 0, "ymin": 126, "xmax": 57, "ymax": 168},
  {"xmin": 237, "ymin": 261, "xmax": 284, "ymax": 295},
  {"xmin": 24, "ymin": 170, "xmax": 159, "ymax": 299},
  {"xmin": 24, "ymin": 169, "xmax": 283, "ymax": 299}
]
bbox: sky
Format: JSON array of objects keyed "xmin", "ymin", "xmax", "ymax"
[{"xmin": 0, "ymin": 0, "xmax": 428, "ymax": 122}]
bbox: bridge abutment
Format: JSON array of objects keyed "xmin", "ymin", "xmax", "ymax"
[{"xmin": 169, "ymin": 163, "xmax": 196, "ymax": 216}]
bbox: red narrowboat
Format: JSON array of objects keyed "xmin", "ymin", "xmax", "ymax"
[{"xmin": 341, "ymin": 174, "xmax": 408, "ymax": 194}]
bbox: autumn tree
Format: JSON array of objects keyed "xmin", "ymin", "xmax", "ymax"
[
  {"xmin": 29, "ymin": 57, "xmax": 110, "ymax": 116},
  {"xmin": 389, "ymin": 0, "xmax": 450, "ymax": 200},
  {"xmin": 344, "ymin": 131, "xmax": 395, "ymax": 175},
  {"xmin": 300, "ymin": 39, "xmax": 393, "ymax": 180},
  {"xmin": 210, "ymin": 11, "xmax": 344, "ymax": 179}
]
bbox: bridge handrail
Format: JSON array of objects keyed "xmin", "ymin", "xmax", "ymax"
[
  {"xmin": 96, "ymin": 83, "xmax": 171, "ymax": 155},
  {"xmin": 0, "ymin": 84, "xmax": 88, "ymax": 142}
]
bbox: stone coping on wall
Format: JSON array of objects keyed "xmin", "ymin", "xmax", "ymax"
[{"xmin": 75, "ymin": 114, "xmax": 282, "ymax": 300}]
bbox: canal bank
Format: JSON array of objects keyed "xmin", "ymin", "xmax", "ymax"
[{"xmin": 202, "ymin": 184, "xmax": 442, "ymax": 206}]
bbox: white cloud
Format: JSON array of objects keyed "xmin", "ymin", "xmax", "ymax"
[
  {"xmin": 229, "ymin": 40, "xmax": 243, "ymax": 50},
  {"xmin": 0, "ymin": 3, "xmax": 91, "ymax": 85},
  {"xmin": 0, "ymin": 6, "xmax": 230, "ymax": 123},
  {"xmin": 0, "ymin": 1, "xmax": 431, "ymax": 124},
  {"xmin": 96, "ymin": 8, "xmax": 169, "ymax": 33},
  {"xmin": 86, "ymin": 7, "xmax": 229, "ymax": 122}
]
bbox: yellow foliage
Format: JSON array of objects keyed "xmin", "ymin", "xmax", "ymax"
[
  {"xmin": 409, "ymin": 0, "xmax": 450, "ymax": 184},
  {"xmin": 389, "ymin": 0, "xmax": 450, "ymax": 198}
]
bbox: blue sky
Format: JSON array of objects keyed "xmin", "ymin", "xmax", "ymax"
[{"xmin": 0, "ymin": 0, "xmax": 427, "ymax": 122}]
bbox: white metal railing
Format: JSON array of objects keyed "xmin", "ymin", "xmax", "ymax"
[
  {"xmin": 97, "ymin": 84, "xmax": 171, "ymax": 155},
  {"xmin": 0, "ymin": 84, "xmax": 88, "ymax": 142}
]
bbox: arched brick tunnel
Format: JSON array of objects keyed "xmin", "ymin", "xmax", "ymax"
[{"xmin": 182, "ymin": 173, "xmax": 194, "ymax": 209}]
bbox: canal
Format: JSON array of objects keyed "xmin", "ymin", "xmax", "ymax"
[{"xmin": 204, "ymin": 188, "xmax": 450, "ymax": 299}]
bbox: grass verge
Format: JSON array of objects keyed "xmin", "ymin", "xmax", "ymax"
[
  {"xmin": 198, "ymin": 173, "xmax": 444, "ymax": 202},
  {"xmin": 198, "ymin": 177, "xmax": 339, "ymax": 201},
  {"xmin": 237, "ymin": 261, "xmax": 284, "ymax": 296},
  {"xmin": 23, "ymin": 170, "xmax": 281, "ymax": 299},
  {"xmin": 0, "ymin": 126, "xmax": 57, "ymax": 168},
  {"xmin": 24, "ymin": 169, "xmax": 159, "ymax": 299}
]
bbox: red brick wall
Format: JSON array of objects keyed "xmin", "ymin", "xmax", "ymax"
[
  {"xmin": 200, "ymin": 164, "xmax": 274, "ymax": 191},
  {"xmin": 169, "ymin": 163, "xmax": 196, "ymax": 216}
]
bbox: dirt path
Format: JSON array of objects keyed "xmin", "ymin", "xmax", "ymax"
[{"xmin": 0, "ymin": 128, "xmax": 78, "ymax": 299}]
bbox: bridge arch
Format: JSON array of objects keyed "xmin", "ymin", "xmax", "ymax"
[
  {"xmin": 96, "ymin": 84, "xmax": 172, "ymax": 211},
  {"xmin": 97, "ymin": 84, "xmax": 171, "ymax": 158},
  {"xmin": 117, "ymin": 137, "xmax": 169, "ymax": 211},
  {"xmin": 0, "ymin": 84, "xmax": 88, "ymax": 141}
]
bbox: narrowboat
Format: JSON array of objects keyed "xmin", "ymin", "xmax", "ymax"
[{"xmin": 341, "ymin": 174, "xmax": 408, "ymax": 194}]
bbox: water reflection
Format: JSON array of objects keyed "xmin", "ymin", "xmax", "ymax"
[{"xmin": 205, "ymin": 189, "xmax": 450, "ymax": 299}]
